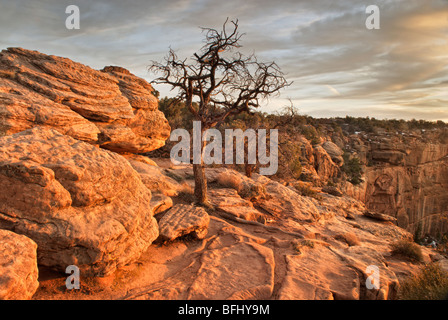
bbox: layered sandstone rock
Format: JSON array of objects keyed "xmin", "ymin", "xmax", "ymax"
[
  {"xmin": 0, "ymin": 127, "xmax": 159, "ymax": 276},
  {"xmin": 0, "ymin": 230, "xmax": 39, "ymax": 300},
  {"xmin": 322, "ymin": 141, "xmax": 344, "ymax": 166},
  {"xmin": 30, "ymin": 161, "xmax": 425, "ymax": 301},
  {"xmin": 158, "ymin": 204, "xmax": 210, "ymax": 241},
  {"xmin": 0, "ymin": 47, "xmax": 170, "ymax": 153},
  {"xmin": 208, "ymin": 188, "xmax": 266, "ymax": 222},
  {"xmin": 313, "ymin": 145, "xmax": 340, "ymax": 182}
]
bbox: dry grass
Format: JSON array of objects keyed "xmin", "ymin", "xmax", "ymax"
[
  {"xmin": 216, "ymin": 171, "xmax": 242, "ymax": 192},
  {"xmin": 292, "ymin": 181, "xmax": 322, "ymax": 200},
  {"xmin": 399, "ymin": 263, "xmax": 448, "ymax": 300},
  {"xmin": 335, "ymin": 232, "xmax": 361, "ymax": 246},
  {"xmin": 391, "ymin": 239, "xmax": 424, "ymax": 262},
  {"xmin": 179, "ymin": 181, "xmax": 194, "ymax": 194}
]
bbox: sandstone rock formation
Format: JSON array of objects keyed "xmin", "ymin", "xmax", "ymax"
[
  {"xmin": 0, "ymin": 127, "xmax": 159, "ymax": 276},
  {"xmin": 30, "ymin": 160, "xmax": 431, "ymax": 301},
  {"xmin": 127, "ymin": 157, "xmax": 183, "ymax": 197},
  {"xmin": 0, "ymin": 47, "xmax": 170, "ymax": 153},
  {"xmin": 322, "ymin": 141, "xmax": 344, "ymax": 166},
  {"xmin": 343, "ymin": 131, "xmax": 448, "ymax": 236},
  {"xmin": 208, "ymin": 188, "xmax": 266, "ymax": 222},
  {"xmin": 0, "ymin": 229, "xmax": 39, "ymax": 300},
  {"xmin": 158, "ymin": 204, "xmax": 210, "ymax": 241},
  {"xmin": 313, "ymin": 145, "xmax": 340, "ymax": 182}
]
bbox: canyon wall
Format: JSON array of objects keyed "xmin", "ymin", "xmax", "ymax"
[{"xmin": 344, "ymin": 131, "xmax": 448, "ymax": 237}]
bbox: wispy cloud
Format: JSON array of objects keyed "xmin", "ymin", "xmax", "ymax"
[
  {"xmin": 0, "ymin": 0, "xmax": 447, "ymax": 121},
  {"xmin": 325, "ymin": 85, "xmax": 341, "ymax": 96}
]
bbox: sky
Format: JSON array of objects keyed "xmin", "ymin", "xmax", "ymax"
[{"xmin": 1, "ymin": 0, "xmax": 447, "ymax": 121}]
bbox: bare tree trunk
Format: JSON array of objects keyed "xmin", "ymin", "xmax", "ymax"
[
  {"xmin": 193, "ymin": 162, "xmax": 208, "ymax": 204},
  {"xmin": 193, "ymin": 124, "xmax": 208, "ymax": 205},
  {"xmin": 245, "ymin": 163, "xmax": 254, "ymax": 178}
]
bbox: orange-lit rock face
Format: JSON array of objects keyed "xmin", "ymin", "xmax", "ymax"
[
  {"xmin": 346, "ymin": 132, "xmax": 448, "ymax": 236},
  {"xmin": 0, "ymin": 229, "xmax": 39, "ymax": 300},
  {"xmin": 0, "ymin": 127, "xmax": 159, "ymax": 276},
  {"xmin": 0, "ymin": 47, "xmax": 170, "ymax": 153}
]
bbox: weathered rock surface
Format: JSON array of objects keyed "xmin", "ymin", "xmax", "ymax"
[
  {"xmin": 363, "ymin": 210, "xmax": 398, "ymax": 222},
  {"xmin": 0, "ymin": 127, "xmax": 158, "ymax": 276},
  {"xmin": 158, "ymin": 204, "xmax": 210, "ymax": 241},
  {"xmin": 127, "ymin": 158, "xmax": 183, "ymax": 197},
  {"xmin": 208, "ymin": 188, "xmax": 266, "ymax": 222},
  {"xmin": 322, "ymin": 141, "xmax": 344, "ymax": 166},
  {"xmin": 253, "ymin": 174, "xmax": 321, "ymax": 224},
  {"xmin": 313, "ymin": 145, "xmax": 340, "ymax": 182},
  {"xmin": 0, "ymin": 229, "xmax": 39, "ymax": 300},
  {"xmin": 0, "ymin": 47, "xmax": 170, "ymax": 153},
  {"xmin": 30, "ymin": 162, "xmax": 429, "ymax": 301},
  {"xmin": 343, "ymin": 131, "xmax": 448, "ymax": 236},
  {"xmin": 188, "ymin": 241, "xmax": 275, "ymax": 299}
]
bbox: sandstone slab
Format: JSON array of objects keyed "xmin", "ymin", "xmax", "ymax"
[
  {"xmin": 187, "ymin": 241, "xmax": 275, "ymax": 299},
  {"xmin": 158, "ymin": 204, "xmax": 210, "ymax": 241}
]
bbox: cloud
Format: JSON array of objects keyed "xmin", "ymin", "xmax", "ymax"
[
  {"xmin": 325, "ymin": 85, "xmax": 341, "ymax": 96},
  {"xmin": 0, "ymin": 0, "xmax": 447, "ymax": 120}
]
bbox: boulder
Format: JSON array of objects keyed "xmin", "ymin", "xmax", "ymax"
[
  {"xmin": 0, "ymin": 229, "xmax": 39, "ymax": 300},
  {"xmin": 0, "ymin": 47, "xmax": 170, "ymax": 153},
  {"xmin": 322, "ymin": 141, "xmax": 344, "ymax": 166},
  {"xmin": 150, "ymin": 193, "xmax": 173, "ymax": 215},
  {"xmin": 158, "ymin": 204, "xmax": 210, "ymax": 241},
  {"xmin": 0, "ymin": 127, "xmax": 159, "ymax": 276}
]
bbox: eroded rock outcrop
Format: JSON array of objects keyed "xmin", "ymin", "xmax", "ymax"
[
  {"xmin": 343, "ymin": 131, "xmax": 448, "ymax": 236},
  {"xmin": 0, "ymin": 47, "xmax": 170, "ymax": 153},
  {"xmin": 0, "ymin": 230, "xmax": 39, "ymax": 300},
  {"xmin": 0, "ymin": 127, "xmax": 159, "ymax": 276}
]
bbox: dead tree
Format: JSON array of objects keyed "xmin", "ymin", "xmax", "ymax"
[{"xmin": 149, "ymin": 19, "xmax": 290, "ymax": 205}]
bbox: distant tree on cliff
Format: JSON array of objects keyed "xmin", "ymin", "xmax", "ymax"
[{"xmin": 149, "ymin": 19, "xmax": 290, "ymax": 205}]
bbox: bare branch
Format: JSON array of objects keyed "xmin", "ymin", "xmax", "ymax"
[{"xmin": 148, "ymin": 19, "xmax": 291, "ymax": 127}]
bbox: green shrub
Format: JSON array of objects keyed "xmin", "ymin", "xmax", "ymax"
[
  {"xmin": 413, "ymin": 221, "xmax": 423, "ymax": 244},
  {"xmin": 341, "ymin": 153, "xmax": 363, "ymax": 185},
  {"xmin": 391, "ymin": 240, "xmax": 423, "ymax": 262},
  {"xmin": 399, "ymin": 263, "xmax": 448, "ymax": 300}
]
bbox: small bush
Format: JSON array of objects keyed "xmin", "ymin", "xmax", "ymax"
[
  {"xmin": 341, "ymin": 153, "xmax": 363, "ymax": 185},
  {"xmin": 399, "ymin": 263, "xmax": 448, "ymax": 300},
  {"xmin": 391, "ymin": 240, "xmax": 424, "ymax": 262},
  {"xmin": 292, "ymin": 239, "xmax": 315, "ymax": 254},
  {"xmin": 293, "ymin": 182, "xmax": 322, "ymax": 200},
  {"xmin": 341, "ymin": 232, "xmax": 361, "ymax": 246},
  {"xmin": 413, "ymin": 221, "xmax": 423, "ymax": 244},
  {"xmin": 239, "ymin": 183, "xmax": 266, "ymax": 201}
]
